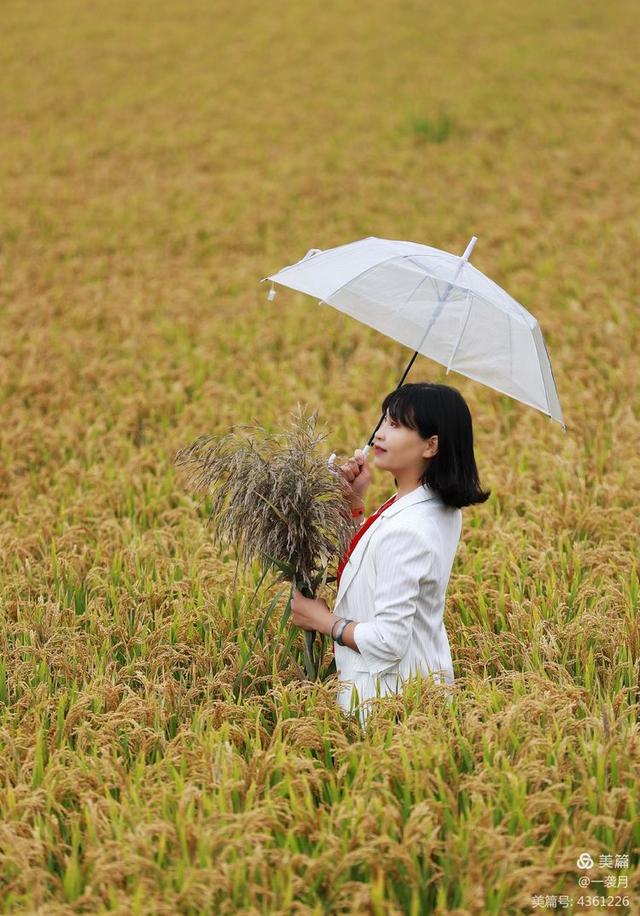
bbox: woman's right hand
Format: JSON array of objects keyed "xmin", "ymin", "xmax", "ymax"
[{"xmin": 338, "ymin": 448, "xmax": 371, "ymax": 506}]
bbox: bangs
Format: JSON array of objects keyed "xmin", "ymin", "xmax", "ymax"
[{"xmin": 381, "ymin": 389, "xmax": 418, "ymax": 430}]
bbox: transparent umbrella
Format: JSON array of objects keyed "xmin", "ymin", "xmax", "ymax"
[{"xmin": 261, "ymin": 235, "xmax": 566, "ymax": 456}]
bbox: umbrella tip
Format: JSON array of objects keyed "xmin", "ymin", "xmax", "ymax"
[
  {"xmin": 462, "ymin": 236, "xmax": 478, "ymax": 261},
  {"xmin": 301, "ymin": 248, "xmax": 323, "ymax": 261}
]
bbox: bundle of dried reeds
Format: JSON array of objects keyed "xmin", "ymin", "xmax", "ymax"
[{"xmin": 174, "ymin": 405, "xmax": 354, "ymax": 680}]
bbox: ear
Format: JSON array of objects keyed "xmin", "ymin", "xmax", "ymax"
[{"xmin": 422, "ymin": 434, "xmax": 438, "ymax": 459}]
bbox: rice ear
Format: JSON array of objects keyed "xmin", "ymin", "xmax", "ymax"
[{"xmin": 175, "ymin": 407, "xmax": 353, "ymax": 586}]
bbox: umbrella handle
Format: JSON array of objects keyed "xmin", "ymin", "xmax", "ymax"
[{"xmin": 327, "ymin": 444, "xmax": 370, "ymax": 467}]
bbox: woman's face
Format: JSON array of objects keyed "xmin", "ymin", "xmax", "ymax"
[{"xmin": 373, "ymin": 411, "xmax": 438, "ymax": 476}]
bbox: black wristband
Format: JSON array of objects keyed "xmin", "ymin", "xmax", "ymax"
[{"xmin": 336, "ymin": 618, "xmax": 353, "ymax": 646}]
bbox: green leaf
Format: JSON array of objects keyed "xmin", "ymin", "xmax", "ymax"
[
  {"xmin": 264, "ymin": 554, "xmax": 295, "ymax": 578},
  {"xmin": 233, "ymin": 586, "xmax": 287, "ymax": 697},
  {"xmin": 302, "ymin": 630, "xmax": 317, "ymax": 679}
]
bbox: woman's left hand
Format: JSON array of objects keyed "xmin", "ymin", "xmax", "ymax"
[{"xmin": 290, "ymin": 586, "xmax": 333, "ymax": 634}]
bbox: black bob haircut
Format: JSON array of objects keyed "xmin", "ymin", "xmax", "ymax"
[{"xmin": 381, "ymin": 382, "xmax": 491, "ymax": 510}]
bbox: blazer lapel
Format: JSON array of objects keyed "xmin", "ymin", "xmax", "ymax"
[
  {"xmin": 382, "ymin": 483, "xmax": 438, "ymax": 518},
  {"xmin": 333, "ymin": 484, "xmax": 438, "ymax": 613},
  {"xmin": 334, "ymin": 517, "xmax": 380, "ymax": 612}
]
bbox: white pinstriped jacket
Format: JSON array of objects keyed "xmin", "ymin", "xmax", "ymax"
[{"xmin": 332, "ymin": 483, "xmax": 462, "ymax": 727}]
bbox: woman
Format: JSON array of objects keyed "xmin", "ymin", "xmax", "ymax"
[{"xmin": 291, "ymin": 382, "xmax": 490, "ymax": 728}]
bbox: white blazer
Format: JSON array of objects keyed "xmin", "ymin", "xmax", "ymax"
[{"xmin": 333, "ymin": 482, "xmax": 462, "ymax": 727}]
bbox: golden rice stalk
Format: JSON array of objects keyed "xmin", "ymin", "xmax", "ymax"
[{"xmin": 174, "ymin": 405, "xmax": 354, "ymax": 680}]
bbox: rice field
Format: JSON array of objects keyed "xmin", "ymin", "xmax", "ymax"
[{"xmin": 1, "ymin": 0, "xmax": 639, "ymax": 912}]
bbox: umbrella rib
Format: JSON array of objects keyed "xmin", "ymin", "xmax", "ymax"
[
  {"xmin": 445, "ymin": 291, "xmax": 473, "ymax": 374},
  {"xmin": 531, "ymin": 322, "xmax": 563, "ymax": 423},
  {"xmin": 395, "ymin": 257, "xmax": 530, "ymax": 329},
  {"xmin": 315, "ymin": 253, "xmax": 445, "ymax": 309},
  {"xmin": 395, "ymin": 265, "xmax": 438, "ymax": 316},
  {"xmin": 315, "ymin": 253, "xmax": 416, "ymax": 305},
  {"xmin": 408, "ymin": 261, "xmax": 472, "ymax": 358},
  {"xmin": 508, "ymin": 309, "xmax": 512, "ymax": 382}
]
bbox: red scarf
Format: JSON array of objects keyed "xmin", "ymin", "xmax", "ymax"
[{"xmin": 331, "ymin": 494, "xmax": 397, "ymax": 655}]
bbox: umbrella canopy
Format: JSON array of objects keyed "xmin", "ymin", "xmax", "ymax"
[{"xmin": 261, "ymin": 235, "xmax": 565, "ymax": 438}]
